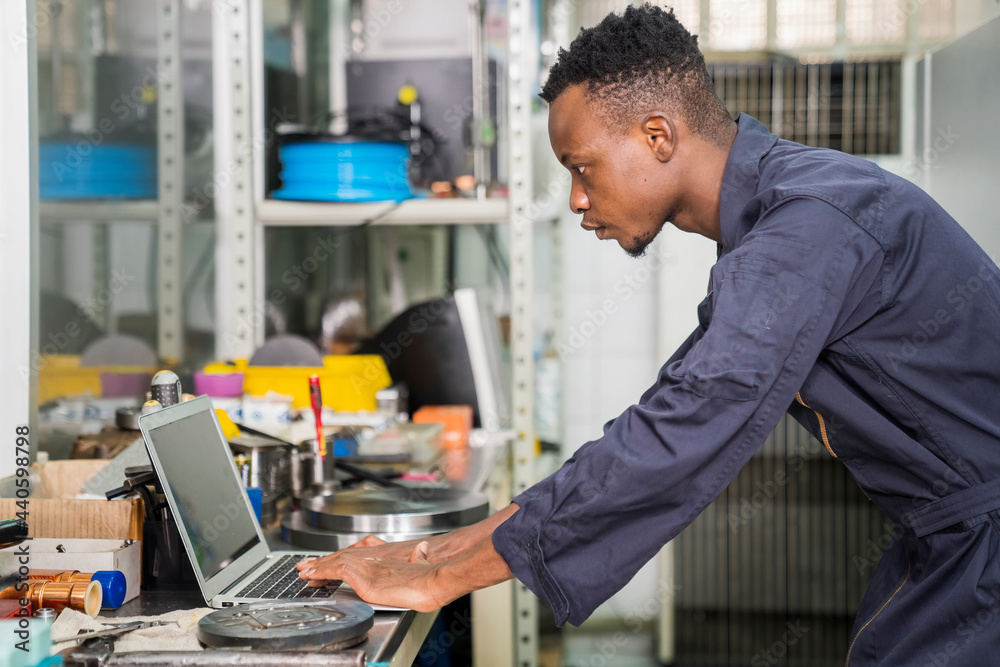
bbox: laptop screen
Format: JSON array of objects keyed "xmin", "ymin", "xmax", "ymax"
[{"xmin": 144, "ymin": 404, "xmax": 261, "ymax": 580}]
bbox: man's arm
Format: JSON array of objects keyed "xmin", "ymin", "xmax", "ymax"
[{"xmin": 493, "ymin": 199, "xmax": 884, "ymax": 627}]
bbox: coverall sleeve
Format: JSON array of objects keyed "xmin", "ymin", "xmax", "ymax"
[{"xmin": 492, "ymin": 197, "xmax": 882, "ymax": 626}]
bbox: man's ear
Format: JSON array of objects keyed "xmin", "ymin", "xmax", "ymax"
[{"xmin": 642, "ymin": 113, "xmax": 676, "ymax": 163}]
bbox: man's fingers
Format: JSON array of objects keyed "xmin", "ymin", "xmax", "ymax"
[
  {"xmin": 296, "ymin": 556, "xmax": 320, "ymax": 570},
  {"xmin": 299, "ymin": 558, "xmax": 338, "ymax": 580},
  {"xmin": 409, "ymin": 541, "xmax": 430, "ymax": 564},
  {"xmin": 352, "ymin": 535, "xmax": 388, "ymax": 548}
]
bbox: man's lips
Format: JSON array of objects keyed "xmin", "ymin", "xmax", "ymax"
[{"xmin": 581, "ymin": 222, "xmax": 607, "ymax": 239}]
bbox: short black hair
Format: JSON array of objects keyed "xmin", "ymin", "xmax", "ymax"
[{"xmin": 541, "ymin": 4, "xmax": 734, "ymax": 144}]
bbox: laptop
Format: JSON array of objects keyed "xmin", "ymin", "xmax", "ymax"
[{"xmin": 138, "ymin": 396, "xmax": 342, "ymax": 608}]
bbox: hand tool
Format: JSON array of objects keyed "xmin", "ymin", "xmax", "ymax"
[
  {"xmin": 53, "ymin": 620, "xmax": 146, "ymax": 644},
  {"xmin": 308, "ymin": 375, "xmax": 326, "ymax": 460}
]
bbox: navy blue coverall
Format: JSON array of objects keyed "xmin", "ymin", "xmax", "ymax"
[{"xmin": 493, "ymin": 114, "xmax": 1000, "ymax": 665}]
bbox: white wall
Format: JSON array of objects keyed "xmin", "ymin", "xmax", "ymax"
[
  {"xmin": 557, "ymin": 206, "xmax": 664, "ymax": 622},
  {"xmin": 919, "ymin": 14, "xmax": 1000, "ymax": 265}
]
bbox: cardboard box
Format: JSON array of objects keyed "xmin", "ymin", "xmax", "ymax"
[
  {"xmin": 1, "ymin": 538, "xmax": 141, "ymax": 605},
  {"xmin": 0, "ymin": 460, "xmax": 143, "ymax": 542},
  {"xmin": 0, "ymin": 497, "xmax": 142, "ymax": 541},
  {"xmin": 38, "ymin": 459, "xmax": 113, "ymax": 500}
]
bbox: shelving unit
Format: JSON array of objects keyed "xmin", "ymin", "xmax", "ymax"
[
  {"xmin": 34, "ymin": 0, "xmax": 185, "ymax": 362},
  {"xmin": 212, "ymin": 2, "xmax": 539, "ymax": 663},
  {"xmin": 19, "ymin": 0, "xmax": 542, "ymax": 660}
]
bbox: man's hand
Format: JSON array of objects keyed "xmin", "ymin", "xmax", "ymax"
[
  {"xmin": 298, "ymin": 540, "xmax": 448, "ymax": 611},
  {"xmin": 296, "ymin": 536, "xmax": 424, "ymax": 589},
  {"xmin": 296, "ymin": 504, "xmax": 519, "ymax": 611}
]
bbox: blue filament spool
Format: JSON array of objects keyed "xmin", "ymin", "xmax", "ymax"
[
  {"xmin": 39, "ymin": 142, "xmax": 157, "ymax": 200},
  {"xmin": 272, "ymin": 136, "xmax": 414, "ymax": 203}
]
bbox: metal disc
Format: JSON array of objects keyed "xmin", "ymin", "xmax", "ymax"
[
  {"xmin": 197, "ymin": 600, "xmax": 374, "ymax": 651},
  {"xmin": 249, "ymin": 334, "xmax": 324, "ymax": 366},
  {"xmin": 300, "ymin": 485, "xmax": 490, "ymax": 534},
  {"xmin": 281, "ymin": 510, "xmax": 441, "ymax": 551}
]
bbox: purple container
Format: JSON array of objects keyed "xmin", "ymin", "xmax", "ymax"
[
  {"xmin": 100, "ymin": 373, "xmax": 152, "ymax": 398},
  {"xmin": 194, "ymin": 371, "xmax": 245, "ymax": 397}
]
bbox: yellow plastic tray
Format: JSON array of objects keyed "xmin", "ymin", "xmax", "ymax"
[
  {"xmin": 202, "ymin": 355, "xmax": 392, "ymax": 411},
  {"xmin": 37, "ymin": 355, "xmax": 156, "ymax": 404}
]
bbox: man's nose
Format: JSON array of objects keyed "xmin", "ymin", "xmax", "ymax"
[{"xmin": 570, "ymin": 184, "xmax": 590, "ymax": 214}]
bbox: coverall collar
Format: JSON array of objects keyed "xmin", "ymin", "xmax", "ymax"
[{"xmin": 717, "ymin": 114, "xmax": 779, "ymax": 254}]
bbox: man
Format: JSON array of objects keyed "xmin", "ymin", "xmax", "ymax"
[{"xmin": 300, "ymin": 5, "xmax": 1000, "ymax": 663}]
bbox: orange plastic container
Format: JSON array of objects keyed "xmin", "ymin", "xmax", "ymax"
[{"xmin": 412, "ymin": 405, "xmax": 473, "ymax": 450}]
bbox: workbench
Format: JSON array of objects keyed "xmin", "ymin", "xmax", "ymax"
[
  {"xmin": 95, "ymin": 588, "xmax": 438, "ymax": 666},
  {"xmin": 64, "ymin": 432, "xmax": 512, "ymax": 666}
]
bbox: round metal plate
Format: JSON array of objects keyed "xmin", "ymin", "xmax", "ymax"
[
  {"xmin": 300, "ymin": 485, "xmax": 490, "ymax": 534},
  {"xmin": 281, "ymin": 510, "xmax": 441, "ymax": 551},
  {"xmin": 197, "ymin": 600, "xmax": 374, "ymax": 651}
]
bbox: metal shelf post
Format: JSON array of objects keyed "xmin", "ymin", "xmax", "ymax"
[
  {"xmin": 157, "ymin": 0, "xmax": 185, "ymax": 361},
  {"xmin": 213, "ymin": 0, "xmax": 257, "ymax": 360},
  {"xmin": 508, "ymin": 0, "xmax": 538, "ymax": 665}
]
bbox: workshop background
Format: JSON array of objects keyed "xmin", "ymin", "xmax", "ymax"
[{"xmin": 2, "ymin": 1, "xmax": 1000, "ymax": 666}]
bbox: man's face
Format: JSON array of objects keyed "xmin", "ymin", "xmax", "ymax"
[{"xmin": 548, "ymin": 85, "xmax": 674, "ymax": 258}]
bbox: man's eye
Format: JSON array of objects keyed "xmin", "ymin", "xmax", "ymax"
[{"xmin": 574, "ymin": 166, "xmax": 585, "ymax": 175}]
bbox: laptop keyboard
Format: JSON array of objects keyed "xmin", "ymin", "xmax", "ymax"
[{"xmin": 242, "ymin": 555, "xmax": 338, "ymax": 599}]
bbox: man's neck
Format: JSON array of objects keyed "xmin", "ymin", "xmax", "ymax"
[{"xmin": 678, "ymin": 123, "xmax": 738, "ymax": 243}]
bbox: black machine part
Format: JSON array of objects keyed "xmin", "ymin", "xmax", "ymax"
[
  {"xmin": 0, "ymin": 518, "xmax": 29, "ymax": 550},
  {"xmin": 197, "ymin": 600, "xmax": 375, "ymax": 652}
]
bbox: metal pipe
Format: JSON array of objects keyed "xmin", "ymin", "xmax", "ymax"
[{"xmin": 0, "ymin": 580, "xmax": 101, "ymax": 617}]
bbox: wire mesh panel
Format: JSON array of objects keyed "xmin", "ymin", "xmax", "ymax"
[
  {"xmin": 675, "ymin": 415, "xmax": 888, "ymax": 666},
  {"xmin": 708, "ymin": 60, "xmax": 901, "ymax": 155}
]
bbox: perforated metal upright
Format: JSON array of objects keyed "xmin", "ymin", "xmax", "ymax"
[
  {"xmin": 212, "ymin": 1, "xmax": 540, "ymax": 661},
  {"xmin": 157, "ymin": 0, "xmax": 185, "ymax": 362},
  {"xmin": 507, "ymin": 0, "xmax": 538, "ymax": 665},
  {"xmin": 213, "ymin": 0, "xmax": 258, "ymax": 360}
]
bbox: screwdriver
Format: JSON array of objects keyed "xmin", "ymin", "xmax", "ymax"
[{"xmin": 308, "ymin": 375, "xmax": 326, "ymax": 460}]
